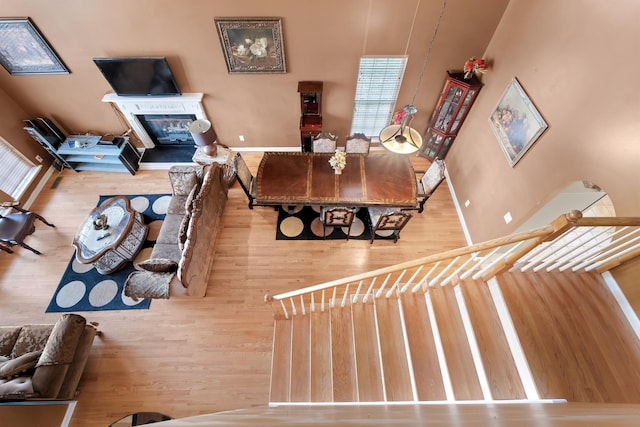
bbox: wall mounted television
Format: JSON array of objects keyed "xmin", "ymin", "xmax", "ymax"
[{"xmin": 93, "ymin": 56, "xmax": 181, "ymax": 96}]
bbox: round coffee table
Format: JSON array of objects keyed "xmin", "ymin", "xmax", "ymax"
[{"xmin": 73, "ymin": 196, "xmax": 148, "ymax": 275}]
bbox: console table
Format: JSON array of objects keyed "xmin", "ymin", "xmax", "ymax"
[
  {"xmin": 57, "ymin": 135, "xmax": 141, "ymax": 175},
  {"xmin": 73, "ymin": 196, "xmax": 148, "ymax": 275}
]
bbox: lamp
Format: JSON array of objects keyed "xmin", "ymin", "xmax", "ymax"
[
  {"xmin": 379, "ymin": 105, "xmax": 422, "ymax": 154},
  {"xmin": 188, "ymin": 119, "xmax": 218, "ymax": 157},
  {"xmin": 379, "ymin": 0, "xmax": 448, "ymax": 155}
]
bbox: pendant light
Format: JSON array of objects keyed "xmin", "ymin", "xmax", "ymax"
[{"xmin": 380, "ymin": 0, "xmax": 448, "ymax": 155}]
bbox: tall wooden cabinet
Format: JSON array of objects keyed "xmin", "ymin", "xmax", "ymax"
[
  {"xmin": 420, "ymin": 71, "xmax": 482, "ymax": 160},
  {"xmin": 297, "ymin": 81, "xmax": 323, "ymax": 152}
]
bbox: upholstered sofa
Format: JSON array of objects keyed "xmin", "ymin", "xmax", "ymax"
[
  {"xmin": 124, "ymin": 163, "xmax": 228, "ymax": 298},
  {"xmin": 0, "ymin": 314, "xmax": 98, "ymax": 401}
]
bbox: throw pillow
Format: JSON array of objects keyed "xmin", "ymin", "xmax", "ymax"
[
  {"xmin": 184, "ymin": 184, "xmax": 198, "ymax": 215},
  {"xmin": 0, "ymin": 350, "xmax": 42, "ymax": 379},
  {"xmin": 0, "ymin": 327, "xmax": 22, "ymax": 357},
  {"xmin": 169, "ymin": 169, "xmax": 198, "ymax": 196},
  {"xmin": 10, "ymin": 325, "xmax": 54, "ymax": 359},
  {"xmin": 178, "ymin": 213, "xmax": 190, "ymax": 251},
  {"xmin": 124, "ymin": 271, "xmax": 173, "ymax": 300},
  {"xmin": 138, "ymin": 258, "xmax": 179, "ymax": 273}
]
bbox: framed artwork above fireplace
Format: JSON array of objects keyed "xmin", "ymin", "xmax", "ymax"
[{"xmin": 214, "ymin": 17, "xmax": 286, "ymax": 74}]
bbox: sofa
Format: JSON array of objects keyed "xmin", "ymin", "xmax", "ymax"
[
  {"xmin": 124, "ymin": 163, "xmax": 228, "ymax": 298},
  {"xmin": 0, "ymin": 314, "xmax": 98, "ymax": 401}
]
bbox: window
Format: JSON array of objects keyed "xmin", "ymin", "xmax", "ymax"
[
  {"xmin": 350, "ymin": 56, "xmax": 407, "ymax": 140},
  {"xmin": 0, "ymin": 137, "xmax": 41, "ymax": 199}
]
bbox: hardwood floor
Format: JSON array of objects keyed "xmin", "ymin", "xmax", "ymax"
[
  {"xmin": 2, "ymin": 151, "xmax": 639, "ymax": 426},
  {"xmin": 0, "ymin": 152, "xmax": 466, "ymax": 426}
]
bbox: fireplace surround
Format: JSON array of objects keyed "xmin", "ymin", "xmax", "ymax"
[{"xmin": 102, "ymin": 93, "xmax": 207, "ymax": 148}]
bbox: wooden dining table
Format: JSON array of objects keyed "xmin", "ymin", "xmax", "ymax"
[{"xmin": 255, "ymin": 152, "xmax": 417, "ymax": 207}]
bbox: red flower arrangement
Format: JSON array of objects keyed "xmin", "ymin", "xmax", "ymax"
[
  {"xmin": 463, "ymin": 57, "xmax": 487, "ymax": 79},
  {"xmin": 391, "ymin": 109, "xmax": 414, "ymax": 125}
]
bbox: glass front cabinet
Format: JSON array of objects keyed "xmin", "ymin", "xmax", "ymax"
[{"xmin": 420, "ymin": 71, "xmax": 482, "ymax": 160}]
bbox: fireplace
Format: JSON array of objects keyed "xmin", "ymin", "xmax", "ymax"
[{"xmin": 102, "ymin": 93, "xmax": 207, "ymax": 148}]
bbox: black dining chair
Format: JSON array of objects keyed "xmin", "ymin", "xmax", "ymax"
[{"xmin": 0, "ymin": 201, "xmax": 55, "ymax": 254}]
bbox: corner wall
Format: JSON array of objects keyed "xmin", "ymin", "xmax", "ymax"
[{"xmin": 446, "ymin": 0, "xmax": 640, "ymax": 242}]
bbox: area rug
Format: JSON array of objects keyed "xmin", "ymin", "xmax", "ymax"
[
  {"xmin": 46, "ymin": 194, "xmax": 171, "ymax": 313},
  {"xmin": 275, "ymin": 205, "xmax": 395, "ymax": 241}
]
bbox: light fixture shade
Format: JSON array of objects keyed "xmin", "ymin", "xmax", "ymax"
[
  {"xmin": 379, "ymin": 124, "xmax": 422, "ymax": 154},
  {"xmin": 189, "ymin": 119, "xmax": 218, "ymax": 156},
  {"xmin": 379, "ymin": 105, "xmax": 422, "ymax": 154}
]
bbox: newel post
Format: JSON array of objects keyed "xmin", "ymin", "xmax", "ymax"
[{"xmin": 480, "ymin": 210, "xmax": 582, "ymax": 280}]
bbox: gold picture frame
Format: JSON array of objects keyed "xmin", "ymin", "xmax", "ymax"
[
  {"xmin": 214, "ymin": 17, "xmax": 286, "ymax": 74},
  {"xmin": 489, "ymin": 78, "xmax": 548, "ymax": 167}
]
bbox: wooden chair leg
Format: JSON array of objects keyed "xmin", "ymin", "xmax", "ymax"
[{"xmin": 18, "ymin": 241, "xmax": 41, "ymax": 255}]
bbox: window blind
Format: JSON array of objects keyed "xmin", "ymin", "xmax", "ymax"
[
  {"xmin": 0, "ymin": 137, "xmax": 40, "ymax": 199},
  {"xmin": 350, "ymin": 56, "xmax": 407, "ymax": 139}
]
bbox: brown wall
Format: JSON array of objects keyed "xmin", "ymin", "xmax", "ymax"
[
  {"xmin": 446, "ymin": 0, "xmax": 640, "ymax": 242},
  {"xmin": 0, "ymin": 0, "xmax": 508, "ymax": 202}
]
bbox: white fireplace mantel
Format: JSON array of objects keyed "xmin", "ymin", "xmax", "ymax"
[{"xmin": 102, "ymin": 93, "xmax": 207, "ymax": 148}]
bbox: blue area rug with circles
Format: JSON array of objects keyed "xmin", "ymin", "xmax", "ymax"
[
  {"xmin": 46, "ymin": 194, "xmax": 171, "ymax": 313},
  {"xmin": 275, "ymin": 205, "xmax": 395, "ymax": 241}
]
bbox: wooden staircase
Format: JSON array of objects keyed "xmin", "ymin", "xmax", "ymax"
[
  {"xmin": 267, "ymin": 212, "xmax": 640, "ymax": 405},
  {"xmin": 269, "ymin": 273, "xmax": 540, "ymax": 403}
]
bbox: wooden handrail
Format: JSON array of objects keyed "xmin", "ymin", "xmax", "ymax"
[{"xmin": 265, "ymin": 212, "xmax": 640, "ymax": 308}]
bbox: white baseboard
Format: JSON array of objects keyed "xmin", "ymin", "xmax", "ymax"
[
  {"xmin": 23, "ymin": 166, "xmax": 56, "ymax": 210},
  {"xmin": 443, "ymin": 166, "xmax": 473, "ymax": 245}
]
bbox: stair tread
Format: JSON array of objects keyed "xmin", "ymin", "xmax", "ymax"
[
  {"xmin": 331, "ymin": 305, "xmax": 358, "ymax": 402},
  {"xmin": 310, "ymin": 310, "xmax": 333, "ymax": 401},
  {"xmin": 376, "ymin": 296, "xmax": 414, "ymax": 401},
  {"xmin": 352, "ymin": 299, "xmax": 385, "ymax": 401},
  {"xmin": 401, "ymin": 292, "xmax": 447, "ymax": 400},
  {"xmin": 270, "ymin": 319, "xmax": 292, "ymax": 402},
  {"xmin": 460, "ymin": 278, "xmax": 526, "ymax": 399},
  {"xmin": 290, "ymin": 314, "xmax": 311, "ymax": 401},
  {"xmin": 430, "ymin": 285, "xmax": 484, "ymax": 400}
]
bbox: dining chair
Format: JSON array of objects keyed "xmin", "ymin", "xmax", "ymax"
[
  {"xmin": 320, "ymin": 206, "xmax": 356, "ymax": 240},
  {"xmin": 312, "ymin": 132, "xmax": 338, "ymax": 153},
  {"xmin": 412, "ymin": 158, "xmax": 446, "ymax": 213},
  {"xmin": 233, "ymin": 152, "xmax": 260, "ymax": 209},
  {"xmin": 367, "ymin": 207, "xmax": 413, "ymax": 244},
  {"xmin": 345, "ymin": 133, "xmax": 371, "ymax": 155},
  {"xmin": 0, "ymin": 201, "xmax": 55, "ymax": 254}
]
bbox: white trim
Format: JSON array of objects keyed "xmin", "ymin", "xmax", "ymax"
[
  {"xmin": 23, "ymin": 165, "xmax": 55, "ymax": 210},
  {"xmin": 425, "ymin": 292, "xmax": 455, "ymax": 401},
  {"xmin": 372, "ymin": 297, "xmax": 388, "ymax": 401},
  {"xmin": 268, "ymin": 398, "xmax": 565, "ymax": 407},
  {"xmin": 602, "ymin": 271, "xmax": 640, "ymax": 342},
  {"xmin": 396, "ymin": 297, "xmax": 419, "ymax": 401},
  {"xmin": 487, "ymin": 278, "xmax": 540, "ymax": 399},
  {"xmin": 454, "ymin": 284, "xmax": 492, "ymax": 400},
  {"xmin": 444, "ymin": 166, "xmax": 473, "ymax": 245}
]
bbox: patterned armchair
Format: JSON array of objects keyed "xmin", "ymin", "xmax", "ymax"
[
  {"xmin": 345, "ymin": 133, "xmax": 371, "ymax": 155},
  {"xmin": 312, "ymin": 132, "xmax": 338, "ymax": 153},
  {"xmin": 414, "ymin": 158, "xmax": 446, "ymax": 213}
]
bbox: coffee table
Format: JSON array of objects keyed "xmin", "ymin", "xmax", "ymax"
[{"xmin": 73, "ymin": 196, "xmax": 148, "ymax": 275}]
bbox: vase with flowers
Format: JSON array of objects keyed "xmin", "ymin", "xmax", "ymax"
[
  {"xmin": 328, "ymin": 149, "xmax": 346, "ymax": 175},
  {"xmin": 463, "ymin": 57, "xmax": 487, "ymax": 79}
]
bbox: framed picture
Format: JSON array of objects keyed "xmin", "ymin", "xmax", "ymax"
[
  {"xmin": 0, "ymin": 18, "xmax": 69, "ymax": 75},
  {"xmin": 488, "ymin": 78, "xmax": 548, "ymax": 166},
  {"xmin": 214, "ymin": 17, "xmax": 286, "ymax": 74}
]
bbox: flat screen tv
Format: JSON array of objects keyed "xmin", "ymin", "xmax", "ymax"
[{"xmin": 93, "ymin": 57, "xmax": 181, "ymax": 96}]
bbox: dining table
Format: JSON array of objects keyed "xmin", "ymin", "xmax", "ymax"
[{"xmin": 255, "ymin": 151, "xmax": 417, "ymax": 208}]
